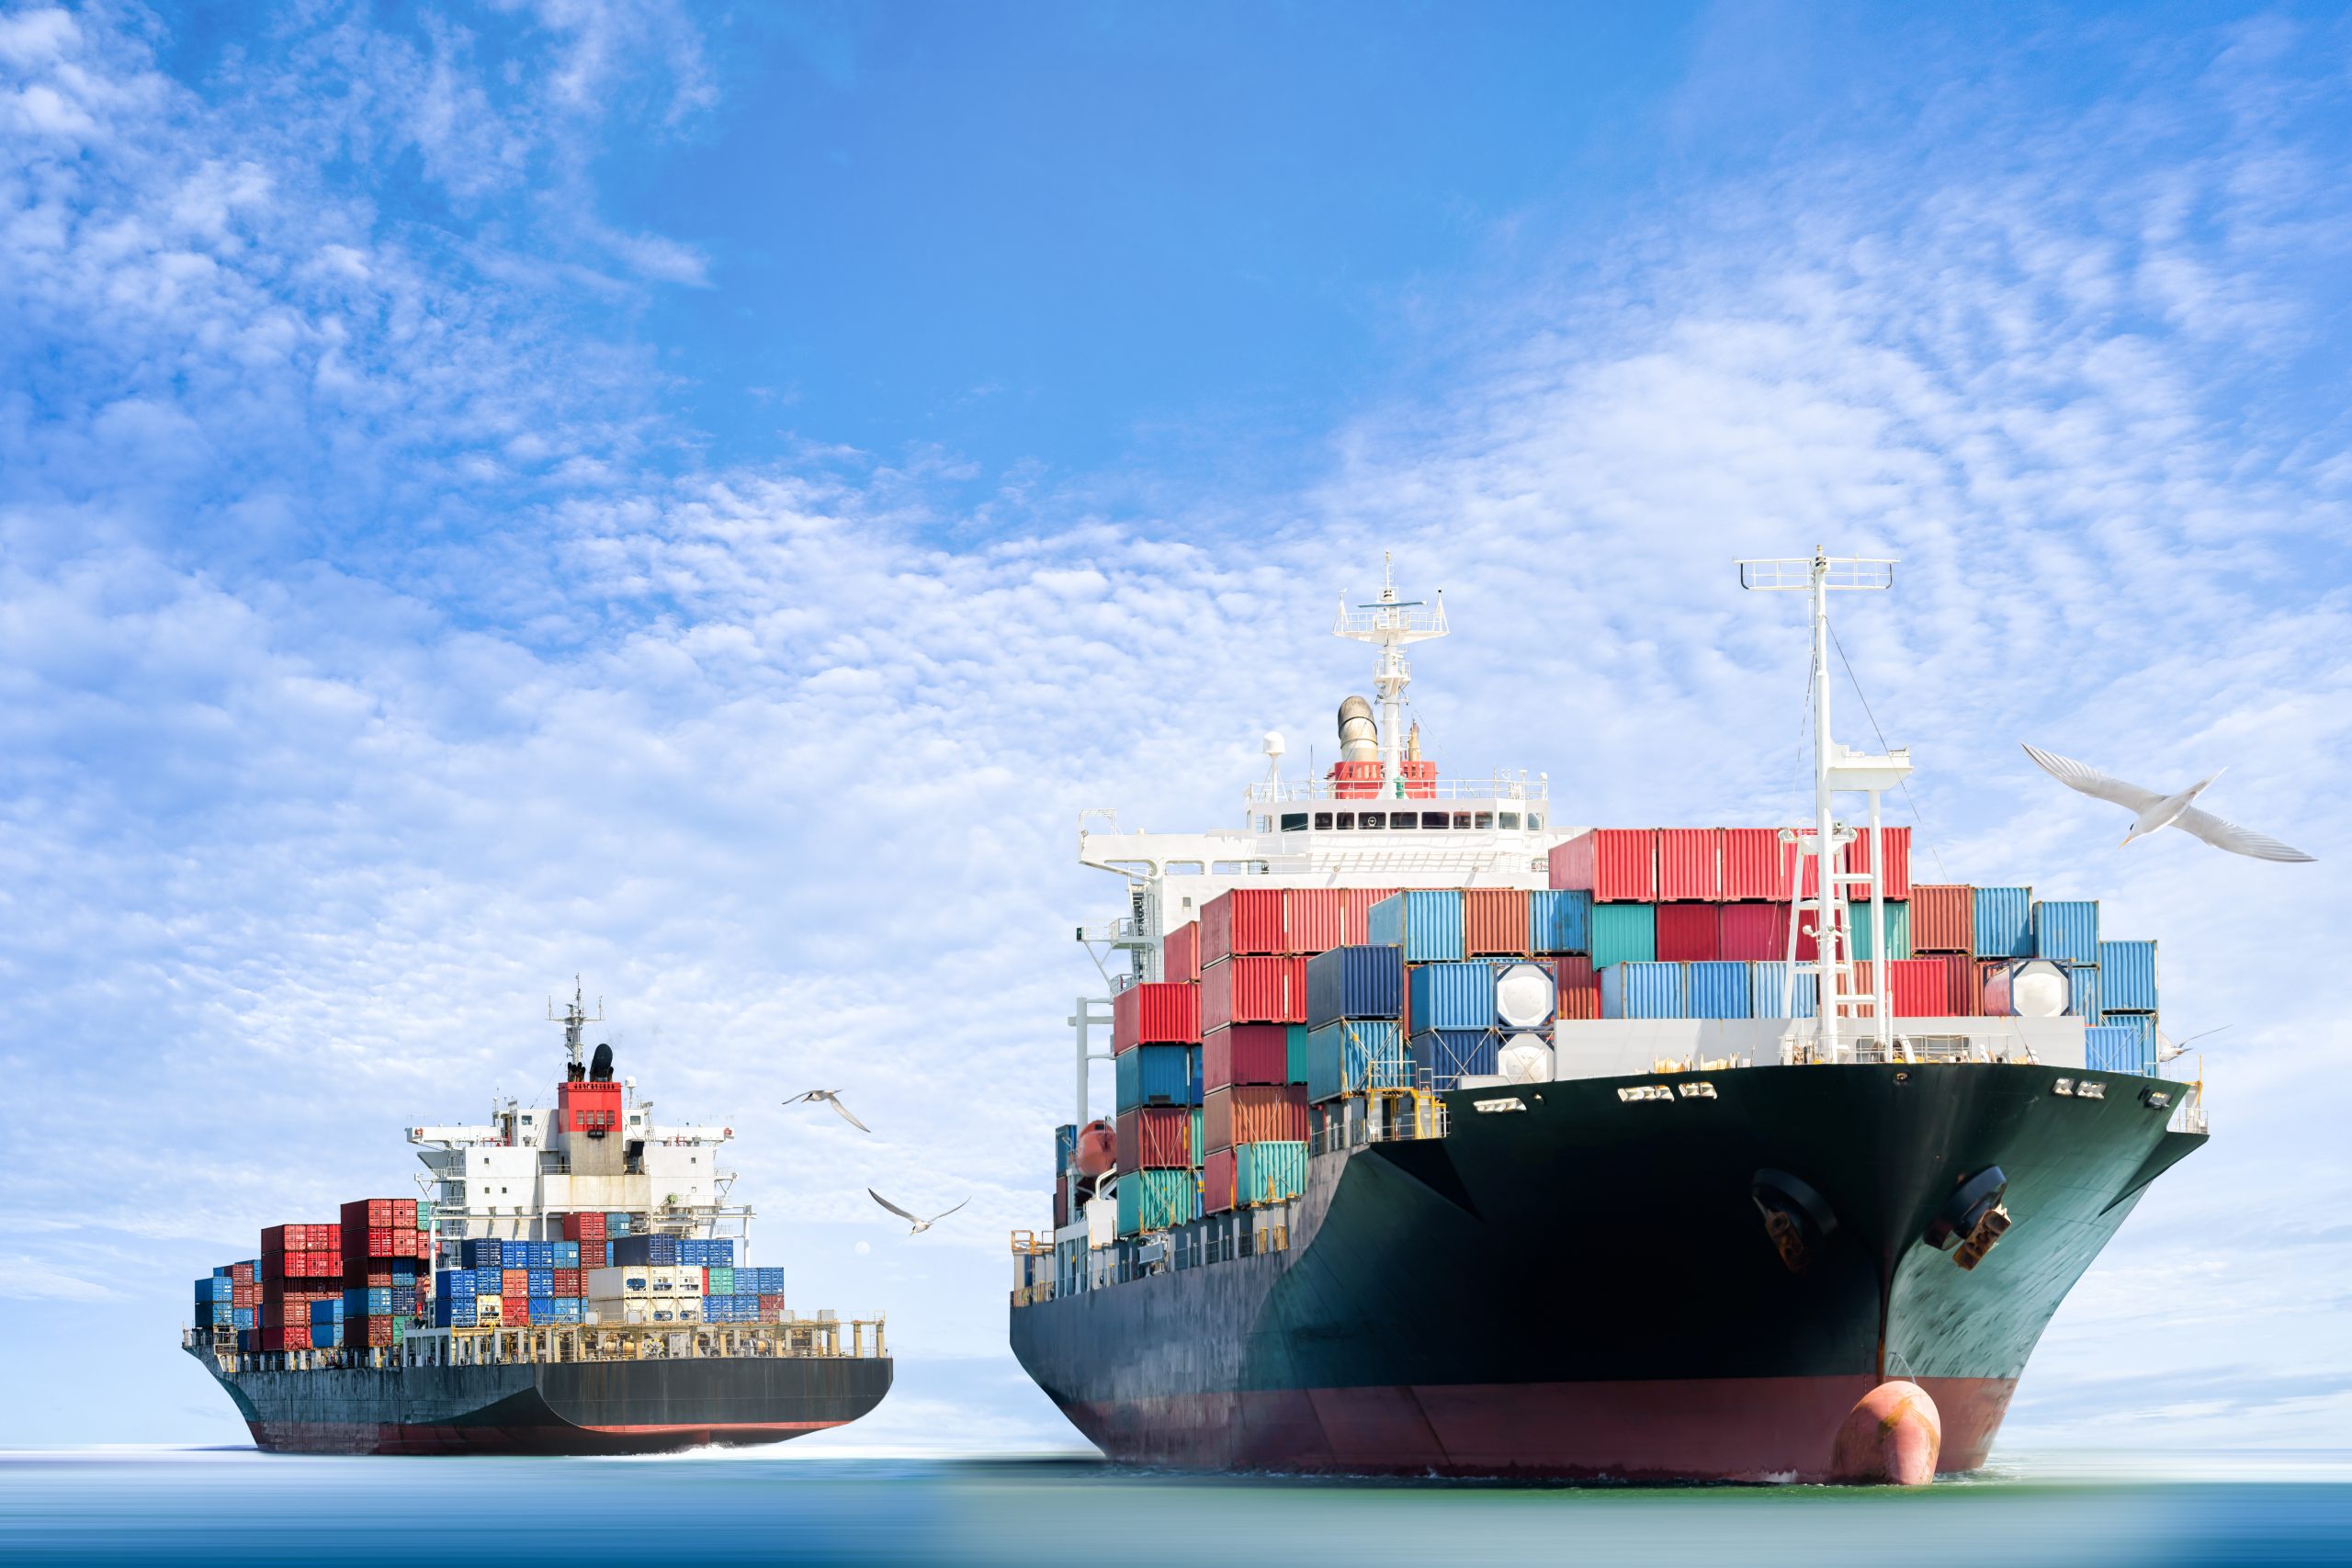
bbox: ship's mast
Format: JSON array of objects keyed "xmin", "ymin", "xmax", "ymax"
[
  {"xmin": 548, "ymin": 978, "xmax": 603, "ymax": 1075},
  {"xmin": 1333, "ymin": 553, "xmax": 1449, "ymax": 795},
  {"xmin": 1738, "ymin": 548, "xmax": 1908, "ymax": 1063}
]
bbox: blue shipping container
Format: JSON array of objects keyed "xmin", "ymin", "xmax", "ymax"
[
  {"xmin": 460, "ymin": 1238, "xmax": 503, "ymax": 1269},
  {"xmin": 552, "ymin": 1242, "xmax": 579, "ymax": 1268},
  {"xmin": 1366, "ymin": 890, "xmax": 1466, "ymax": 962},
  {"xmin": 1529, "ymin": 889, "xmax": 1592, "ymax": 955},
  {"xmin": 1306, "ymin": 944, "xmax": 1405, "ymax": 1028},
  {"xmin": 549, "ymin": 1298, "xmax": 583, "ymax": 1323},
  {"xmin": 435, "ymin": 1269, "xmax": 475, "ymax": 1298},
  {"xmin": 2068, "ymin": 964, "xmax": 2100, "ymax": 1020},
  {"xmin": 1306, "ymin": 1019, "xmax": 1408, "ymax": 1102},
  {"xmin": 2084, "ymin": 1023, "xmax": 2154, "ymax": 1077},
  {"xmin": 309, "ymin": 1324, "xmax": 339, "ymax": 1349},
  {"xmin": 1411, "ymin": 1028, "xmax": 1498, "ymax": 1088},
  {"xmin": 605, "ymin": 1213, "xmax": 632, "ymax": 1235},
  {"xmin": 613, "ymin": 1234, "xmax": 679, "ymax": 1266},
  {"xmin": 2098, "ymin": 1011, "xmax": 2157, "ymax": 1055},
  {"xmin": 1055, "ymin": 1122, "xmax": 1079, "ymax": 1175},
  {"xmin": 2032, "ymin": 899, "xmax": 2099, "ymax": 964},
  {"xmin": 1233, "ymin": 1141, "xmax": 1307, "ymax": 1206},
  {"xmin": 1115, "ymin": 1043, "xmax": 1202, "ymax": 1111},
  {"xmin": 1685, "ymin": 961, "xmax": 1752, "ymax": 1020},
  {"xmin": 232, "ymin": 1308, "xmax": 254, "ymax": 1329},
  {"xmin": 1600, "ymin": 961, "xmax": 1683, "ymax": 1019},
  {"xmin": 2098, "ymin": 941, "xmax": 2157, "ymax": 1012},
  {"xmin": 1408, "ymin": 961, "xmax": 1498, "ymax": 1032},
  {"xmin": 1589, "ymin": 903, "xmax": 1657, "ymax": 968},
  {"xmin": 1973, "ymin": 886, "xmax": 2033, "ymax": 959}
]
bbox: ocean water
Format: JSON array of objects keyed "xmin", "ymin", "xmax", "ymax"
[{"xmin": 5, "ymin": 1450, "xmax": 2350, "ymax": 1566}]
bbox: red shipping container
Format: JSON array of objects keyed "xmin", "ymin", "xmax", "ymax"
[
  {"xmin": 1204, "ymin": 1085, "xmax": 1307, "ymax": 1152},
  {"xmin": 1773, "ymin": 834, "xmax": 1825, "ymax": 901},
  {"xmin": 395, "ymin": 1198, "xmax": 417, "ymax": 1227},
  {"xmin": 1286, "ymin": 889, "xmax": 1346, "ymax": 954},
  {"xmin": 503, "ymin": 1295, "xmax": 531, "ymax": 1324},
  {"xmin": 561, "ymin": 1212, "xmax": 606, "ymax": 1243},
  {"xmin": 1718, "ymin": 903, "xmax": 1786, "ymax": 961},
  {"xmin": 351, "ymin": 1315, "xmax": 399, "ymax": 1349},
  {"xmin": 1112, "ymin": 981, "xmax": 1201, "ymax": 1051},
  {"xmin": 1655, "ymin": 903, "xmax": 1721, "ymax": 962},
  {"xmin": 1657, "ymin": 829, "xmax": 1721, "ymax": 901},
  {"xmin": 1200, "ymin": 954, "xmax": 1302, "ymax": 1032},
  {"xmin": 1052, "ymin": 1179, "xmax": 1070, "ymax": 1233},
  {"xmin": 1910, "ymin": 885, "xmax": 1973, "ymax": 953},
  {"xmin": 1928, "ymin": 953, "xmax": 1979, "ymax": 1016},
  {"xmin": 1849, "ymin": 959, "xmax": 1949, "ymax": 1017},
  {"xmin": 1551, "ymin": 955, "xmax": 1599, "ymax": 1020},
  {"xmin": 1340, "ymin": 888, "xmax": 1401, "ymax": 945},
  {"xmin": 1116, "ymin": 1106, "xmax": 1193, "ymax": 1168},
  {"xmin": 1843, "ymin": 826, "xmax": 1912, "ymax": 902},
  {"xmin": 257, "ymin": 1325, "xmax": 308, "ymax": 1351},
  {"xmin": 1162, "ymin": 921, "xmax": 1201, "ymax": 983},
  {"xmin": 1464, "ymin": 889, "xmax": 1531, "ymax": 956},
  {"xmin": 1203, "ymin": 1147, "xmax": 1238, "ymax": 1214},
  {"xmin": 1547, "ymin": 829, "xmax": 1657, "ymax": 902},
  {"xmin": 1720, "ymin": 829, "xmax": 1782, "ymax": 901},
  {"xmin": 1204, "ymin": 1023, "xmax": 1290, "ymax": 1090},
  {"xmin": 340, "ymin": 1198, "xmax": 397, "ymax": 1230},
  {"xmin": 1200, "ymin": 888, "xmax": 1286, "ymax": 963},
  {"xmin": 230, "ymin": 1261, "xmax": 254, "ymax": 1283},
  {"xmin": 553, "ymin": 1269, "xmax": 582, "ymax": 1296}
]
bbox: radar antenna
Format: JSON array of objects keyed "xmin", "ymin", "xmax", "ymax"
[
  {"xmin": 548, "ymin": 978, "xmax": 605, "ymax": 1078},
  {"xmin": 1737, "ymin": 547, "xmax": 1908, "ymax": 1065},
  {"xmin": 1333, "ymin": 552, "xmax": 1448, "ymax": 796}
]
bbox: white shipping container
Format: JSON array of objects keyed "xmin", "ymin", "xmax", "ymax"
[{"xmin": 585, "ymin": 1265, "xmax": 653, "ymax": 1297}]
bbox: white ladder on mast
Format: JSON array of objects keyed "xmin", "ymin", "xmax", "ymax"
[{"xmin": 1737, "ymin": 547, "xmax": 1912, "ymax": 1065}]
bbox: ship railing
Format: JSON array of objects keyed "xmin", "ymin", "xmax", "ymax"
[
  {"xmin": 1309, "ymin": 1089, "xmax": 1448, "ymax": 1156},
  {"xmin": 1245, "ymin": 773, "xmax": 1549, "ymax": 807},
  {"xmin": 196, "ymin": 1317, "xmax": 893, "ymax": 1372}
]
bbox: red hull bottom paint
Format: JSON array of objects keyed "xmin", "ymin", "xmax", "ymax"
[
  {"xmin": 1057, "ymin": 1376, "xmax": 2016, "ymax": 1482},
  {"xmin": 247, "ymin": 1418, "xmax": 846, "ymax": 1457}
]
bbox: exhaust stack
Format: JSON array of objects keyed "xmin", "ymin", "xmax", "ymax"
[{"xmin": 1337, "ymin": 695, "xmax": 1379, "ymax": 761}]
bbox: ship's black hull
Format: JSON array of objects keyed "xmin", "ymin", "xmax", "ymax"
[
  {"xmin": 201, "ymin": 1354, "xmax": 893, "ymax": 1455},
  {"xmin": 1011, "ymin": 1063, "xmax": 2200, "ymax": 1481}
]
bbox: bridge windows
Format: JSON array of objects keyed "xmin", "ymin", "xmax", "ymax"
[{"xmin": 1281, "ymin": 813, "xmax": 1309, "ymax": 831}]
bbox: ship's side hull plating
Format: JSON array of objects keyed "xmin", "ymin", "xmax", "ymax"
[
  {"xmin": 207, "ymin": 1355, "xmax": 894, "ymax": 1455},
  {"xmin": 1011, "ymin": 1064, "xmax": 2200, "ymax": 1481}
]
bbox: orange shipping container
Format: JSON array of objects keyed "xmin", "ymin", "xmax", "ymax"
[
  {"xmin": 1204, "ymin": 1085, "xmax": 1307, "ymax": 1153},
  {"xmin": 1910, "ymin": 885, "xmax": 1973, "ymax": 953},
  {"xmin": 1286, "ymin": 889, "xmax": 1346, "ymax": 954},
  {"xmin": 1657, "ymin": 829, "xmax": 1721, "ymax": 901},
  {"xmin": 1553, "ymin": 955, "xmax": 1599, "ymax": 1020},
  {"xmin": 1464, "ymin": 889, "xmax": 1530, "ymax": 956}
]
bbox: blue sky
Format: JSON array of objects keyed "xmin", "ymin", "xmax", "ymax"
[{"xmin": 1, "ymin": 1, "xmax": 2348, "ymax": 1453}]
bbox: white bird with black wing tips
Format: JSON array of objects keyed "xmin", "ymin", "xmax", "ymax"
[
  {"xmin": 2021, "ymin": 744, "xmax": 2315, "ymax": 861},
  {"xmin": 867, "ymin": 1190, "xmax": 968, "ymax": 1235},
  {"xmin": 783, "ymin": 1089, "xmax": 871, "ymax": 1133}
]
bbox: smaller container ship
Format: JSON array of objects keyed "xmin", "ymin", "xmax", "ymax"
[{"xmin": 184, "ymin": 986, "xmax": 891, "ymax": 1455}]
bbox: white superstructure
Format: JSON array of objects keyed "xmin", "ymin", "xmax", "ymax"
[{"xmin": 406, "ymin": 984, "xmax": 752, "ymax": 1251}]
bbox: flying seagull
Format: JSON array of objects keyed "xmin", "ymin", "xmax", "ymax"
[
  {"xmin": 783, "ymin": 1089, "xmax": 871, "ymax": 1133},
  {"xmin": 867, "ymin": 1190, "xmax": 968, "ymax": 1235},
  {"xmin": 2021, "ymin": 744, "xmax": 2315, "ymax": 862}
]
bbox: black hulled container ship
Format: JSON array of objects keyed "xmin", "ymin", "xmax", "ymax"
[
  {"xmin": 185, "ymin": 987, "xmax": 891, "ymax": 1454},
  {"xmin": 1008, "ymin": 553, "xmax": 2205, "ymax": 1481}
]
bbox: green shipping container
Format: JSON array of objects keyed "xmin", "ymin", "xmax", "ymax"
[
  {"xmin": 707, "ymin": 1267, "xmax": 734, "ymax": 1294},
  {"xmin": 1589, "ymin": 903, "xmax": 1657, "ymax": 968},
  {"xmin": 1234, "ymin": 1141, "xmax": 1307, "ymax": 1207},
  {"xmin": 1116, "ymin": 1168, "xmax": 1196, "ymax": 1235},
  {"xmin": 1191, "ymin": 1107, "xmax": 1204, "ymax": 1167},
  {"xmin": 1849, "ymin": 901, "xmax": 1911, "ymax": 961},
  {"xmin": 1284, "ymin": 1023, "xmax": 1309, "ymax": 1085}
]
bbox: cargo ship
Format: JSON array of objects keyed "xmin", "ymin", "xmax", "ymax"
[
  {"xmin": 183, "ymin": 987, "xmax": 891, "ymax": 1454},
  {"xmin": 1008, "ymin": 551, "xmax": 2208, "ymax": 1482}
]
